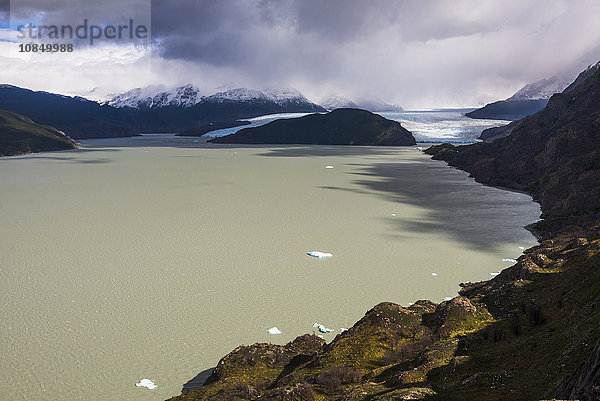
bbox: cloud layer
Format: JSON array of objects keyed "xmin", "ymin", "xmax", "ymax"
[{"xmin": 3, "ymin": 0, "xmax": 600, "ymax": 107}]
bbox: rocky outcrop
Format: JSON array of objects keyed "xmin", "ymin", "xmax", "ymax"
[
  {"xmin": 209, "ymin": 109, "xmax": 416, "ymax": 146},
  {"xmin": 556, "ymin": 338, "xmax": 600, "ymax": 401}
]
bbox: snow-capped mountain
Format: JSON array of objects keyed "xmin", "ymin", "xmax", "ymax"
[
  {"xmin": 507, "ymin": 75, "xmax": 571, "ymax": 101},
  {"xmin": 319, "ymin": 95, "xmax": 359, "ymax": 110},
  {"xmin": 467, "ymin": 73, "xmax": 575, "ymax": 121},
  {"xmin": 319, "ymin": 95, "xmax": 403, "ymax": 112},
  {"xmin": 107, "ymin": 84, "xmax": 202, "ymax": 108},
  {"xmin": 108, "ymin": 85, "xmax": 321, "ymax": 110}
]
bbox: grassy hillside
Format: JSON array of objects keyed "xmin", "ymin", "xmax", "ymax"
[
  {"xmin": 210, "ymin": 109, "xmax": 416, "ymax": 146},
  {"xmin": 0, "ymin": 109, "xmax": 77, "ymax": 156}
]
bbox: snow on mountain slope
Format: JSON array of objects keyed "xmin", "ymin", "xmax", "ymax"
[
  {"xmin": 108, "ymin": 85, "xmax": 319, "ymax": 109},
  {"xmin": 319, "ymin": 95, "xmax": 359, "ymax": 110},
  {"xmin": 107, "ymin": 84, "xmax": 202, "ymax": 108},
  {"xmin": 507, "ymin": 75, "xmax": 571, "ymax": 101}
]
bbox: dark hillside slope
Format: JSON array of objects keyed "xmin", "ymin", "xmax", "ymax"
[
  {"xmin": 0, "ymin": 109, "xmax": 77, "ymax": 156},
  {"xmin": 210, "ymin": 108, "xmax": 416, "ymax": 146}
]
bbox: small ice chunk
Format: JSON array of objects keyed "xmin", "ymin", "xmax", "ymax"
[
  {"xmin": 490, "ymin": 272, "xmax": 500, "ymax": 276},
  {"xmin": 391, "ymin": 213, "xmax": 396, "ymax": 217},
  {"xmin": 416, "ymin": 147, "xmax": 423, "ymax": 150},
  {"xmin": 518, "ymin": 246, "xmax": 525, "ymax": 250},
  {"xmin": 325, "ymin": 165, "xmax": 334, "ymax": 169},
  {"xmin": 135, "ymin": 379, "xmax": 157, "ymax": 390},
  {"xmin": 267, "ymin": 327, "xmax": 282, "ymax": 334},
  {"xmin": 442, "ymin": 297, "xmax": 453, "ymax": 301},
  {"xmin": 431, "ymin": 273, "xmax": 438, "ymax": 276},
  {"xmin": 307, "ymin": 251, "xmax": 332, "ymax": 258},
  {"xmin": 318, "ymin": 334, "xmax": 324, "ymax": 338},
  {"xmin": 313, "ymin": 323, "xmax": 333, "ymax": 333},
  {"xmin": 340, "ymin": 328, "xmax": 348, "ymax": 333},
  {"xmin": 502, "ymin": 258, "xmax": 517, "ymax": 263}
]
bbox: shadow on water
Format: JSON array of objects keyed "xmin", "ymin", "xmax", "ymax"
[
  {"xmin": 320, "ymin": 159, "xmax": 540, "ymax": 252},
  {"xmin": 181, "ymin": 368, "xmax": 214, "ymax": 395},
  {"xmin": 0, "ymin": 148, "xmax": 120, "ymax": 163}
]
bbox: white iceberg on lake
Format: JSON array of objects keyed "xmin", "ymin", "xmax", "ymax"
[
  {"xmin": 490, "ymin": 272, "xmax": 500, "ymax": 276},
  {"xmin": 135, "ymin": 379, "xmax": 157, "ymax": 390},
  {"xmin": 502, "ymin": 258, "xmax": 517, "ymax": 263},
  {"xmin": 267, "ymin": 327, "xmax": 282, "ymax": 334},
  {"xmin": 313, "ymin": 323, "xmax": 333, "ymax": 333},
  {"xmin": 325, "ymin": 165, "xmax": 334, "ymax": 169},
  {"xmin": 307, "ymin": 251, "xmax": 332, "ymax": 258},
  {"xmin": 340, "ymin": 328, "xmax": 348, "ymax": 333},
  {"xmin": 443, "ymin": 297, "xmax": 453, "ymax": 301},
  {"xmin": 431, "ymin": 273, "xmax": 438, "ymax": 276}
]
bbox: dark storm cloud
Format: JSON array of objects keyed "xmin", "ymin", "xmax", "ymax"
[
  {"xmin": 5, "ymin": 0, "xmax": 600, "ymax": 107},
  {"xmin": 146, "ymin": 0, "xmax": 600, "ymax": 106}
]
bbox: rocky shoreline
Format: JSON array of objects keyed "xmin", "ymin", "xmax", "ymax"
[{"xmin": 168, "ymin": 68, "xmax": 600, "ymax": 401}]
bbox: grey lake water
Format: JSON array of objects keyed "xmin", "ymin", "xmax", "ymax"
[{"xmin": 0, "ymin": 111, "xmax": 537, "ymax": 401}]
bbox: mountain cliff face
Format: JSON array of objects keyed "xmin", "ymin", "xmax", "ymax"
[
  {"xmin": 0, "ymin": 109, "xmax": 78, "ymax": 156},
  {"xmin": 466, "ymin": 74, "xmax": 572, "ymax": 121},
  {"xmin": 209, "ymin": 109, "xmax": 416, "ymax": 146},
  {"xmin": 169, "ymin": 69, "xmax": 600, "ymax": 401}
]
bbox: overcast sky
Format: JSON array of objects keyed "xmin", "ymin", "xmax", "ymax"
[{"xmin": 2, "ymin": 0, "xmax": 600, "ymax": 108}]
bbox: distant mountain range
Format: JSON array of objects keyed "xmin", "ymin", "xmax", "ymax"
[
  {"xmin": 0, "ymin": 84, "xmax": 326, "ymax": 139},
  {"xmin": 0, "ymin": 85, "xmax": 136, "ymax": 139},
  {"xmin": 106, "ymin": 85, "xmax": 324, "ymax": 113},
  {"xmin": 319, "ymin": 95, "xmax": 404, "ymax": 112},
  {"xmin": 467, "ymin": 62, "xmax": 600, "ymax": 121}
]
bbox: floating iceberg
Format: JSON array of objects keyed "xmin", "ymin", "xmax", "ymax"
[
  {"xmin": 267, "ymin": 327, "xmax": 282, "ymax": 334},
  {"xmin": 490, "ymin": 272, "xmax": 500, "ymax": 276},
  {"xmin": 443, "ymin": 297, "xmax": 453, "ymax": 301},
  {"xmin": 518, "ymin": 246, "xmax": 525, "ymax": 250},
  {"xmin": 340, "ymin": 328, "xmax": 348, "ymax": 333},
  {"xmin": 307, "ymin": 251, "xmax": 332, "ymax": 258},
  {"xmin": 431, "ymin": 273, "xmax": 438, "ymax": 276},
  {"xmin": 502, "ymin": 258, "xmax": 517, "ymax": 263},
  {"xmin": 313, "ymin": 323, "xmax": 333, "ymax": 333},
  {"xmin": 416, "ymin": 147, "xmax": 423, "ymax": 150},
  {"xmin": 135, "ymin": 379, "xmax": 157, "ymax": 390},
  {"xmin": 325, "ymin": 165, "xmax": 334, "ymax": 169}
]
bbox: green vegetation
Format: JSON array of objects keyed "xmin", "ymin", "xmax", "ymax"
[
  {"xmin": 0, "ymin": 109, "xmax": 77, "ymax": 156},
  {"xmin": 209, "ymin": 109, "xmax": 416, "ymax": 146}
]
